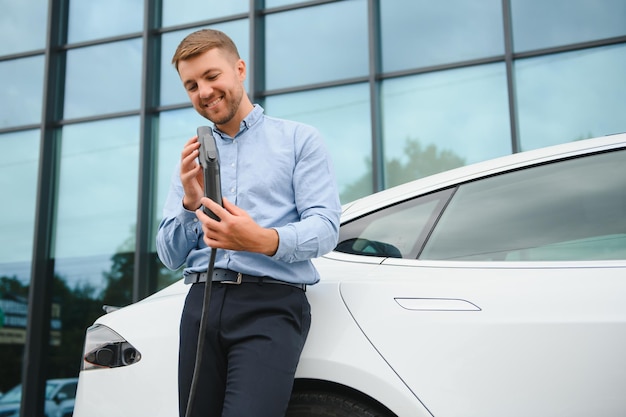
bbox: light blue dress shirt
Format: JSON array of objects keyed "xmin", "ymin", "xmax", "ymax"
[{"xmin": 156, "ymin": 105, "xmax": 341, "ymax": 285}]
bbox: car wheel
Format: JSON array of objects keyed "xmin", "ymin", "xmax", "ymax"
[{"xmin": 287, "ymin": 391, "xmax": 392, "ymax": 417}]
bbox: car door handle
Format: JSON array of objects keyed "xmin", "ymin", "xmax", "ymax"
[{"xmin": 394, "ymin": 297, "xmax": 481, "ymax": 311}]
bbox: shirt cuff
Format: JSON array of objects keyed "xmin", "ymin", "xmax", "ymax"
[
  {"xmin": 272, "ymin": 225, "xmax": 296, "ymax": 262},
  {"xmin": 177, "ymin": 201, "xmax": 202, "ymax": 227}
]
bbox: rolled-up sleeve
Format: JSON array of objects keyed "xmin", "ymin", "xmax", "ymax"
[{"xmin": 272, "ymin": 125, "xmax": 341, "ymax": 263}]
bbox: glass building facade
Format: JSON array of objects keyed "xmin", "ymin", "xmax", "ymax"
[{"xmin": 0, "ymin": 0, "xmax": 625, "ymax": 410}]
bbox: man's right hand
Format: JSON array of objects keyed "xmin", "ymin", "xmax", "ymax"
[{"xmin": 180, "ymin": 136, "xmax": 204, "ymax": 210}]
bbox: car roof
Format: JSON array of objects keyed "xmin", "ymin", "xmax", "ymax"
[{"xmin": 341, "ymin": 132, "xmax": 626, "ymax": 222}]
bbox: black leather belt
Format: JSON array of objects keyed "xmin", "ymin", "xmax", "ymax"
[{"xmin": 187, "ymin": 269, "xmax": 306, "ymax": 291}]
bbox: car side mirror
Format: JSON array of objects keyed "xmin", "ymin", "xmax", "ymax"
[
  {"xmin": 335, "ymin": 238, "xmax": 402, "ymax": 258},
  {"xmin": 54, "ymin": 392, "xmax": 68, "ymax": 404}
]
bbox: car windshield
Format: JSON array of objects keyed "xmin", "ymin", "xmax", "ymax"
[
  {"xmin": 0, "ymin": 384, "xmax": 21, "ymax": 403},
  {"xmin": 45, "ymin": 381, "xmax": 61, "ymax": 399}
]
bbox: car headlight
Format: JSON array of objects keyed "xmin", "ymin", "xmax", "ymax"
[{"xmin": 81, "ymin": 324, "xmax": 142, "ymax": 370}]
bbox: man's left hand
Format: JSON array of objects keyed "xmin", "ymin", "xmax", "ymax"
[{"xmin": 196, "ymin": 197, "xmax": 279, "ymax": 256}]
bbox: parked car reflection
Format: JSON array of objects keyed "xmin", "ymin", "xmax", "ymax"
[{"xmin": 0, "ymin": 378, "xmax": 77, "ymax": 417}]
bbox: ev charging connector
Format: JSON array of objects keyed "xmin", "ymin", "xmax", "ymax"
[{"xmin": 197, "ymin": 125, "xmax": 223, "ymax": 220}]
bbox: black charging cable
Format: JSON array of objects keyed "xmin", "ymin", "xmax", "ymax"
[
  {"xmin": 185, "ymin": 126, "xmax": 223, "ymax": 417},
  {"xmin": 185, "ymin": 247, "xmax": 217, "ymax": 417}
]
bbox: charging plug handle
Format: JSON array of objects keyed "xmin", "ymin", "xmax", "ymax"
[{"xmin": 197, "ymin": 126, "xmax": 223, "ymax": 220}]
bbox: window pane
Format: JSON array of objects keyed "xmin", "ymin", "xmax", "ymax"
[
  {"xmin": 265, "ymin": 0, "xmax": 368, "ymax": 90},
  {"xmin": 0, "ymin": 344, "xmax": 24, "ymax": 398},
  {"xmin": 155, "ymin": 109, "xmax": 208, "ymax": 289},
  {"xmin": 162, "ymin": 0, "xmax": 248, "ymax": 27},
  {"xmin": 156, "ymin": 108, "xmax": 209, "ymax": 233},
  {"xmin": 0, "ymin": 56, "xmax": 45, "ymax": 128},
  {"xmin": 54, "ymin": 117, "xmax": 139, "ymax": 303},
  {"xmin": 0, "ymin": 130, "xmax": 39, "ymax": 271},
  {"xmin": 161, "ymin": 21, "xmax": 249, "ymax": 107},
  {"xmin": 68, "ymin": 0, "xmax": 143, "ymax": 43},
  {"xmin": 51, "ymin": 119, "xmax": 140, "ymax": 382},
  {"xmin": 381, "ymin": 0, "xmax": 504, "ymax": 73},
  {"xmin": 0, "ymin": 130, "xmax": 39, "ymax": 390},
  {"xmin": 64, "ymin": 40, "xmax": 142, "ymax": 119},
  {"xmin": 0, "ymin": 0, "xmax": 48, "ymax": 55},
  {"xmin": 516, "ymin": 44, "xmax": 626, "ymax": 151},
  {"xmin": 381, "ymin": 64, "xmax": 511, "ymax": 188},
  {"xmin": 264, "ymin": 84, "xmax": 373, "ymax": 203},
  {"xmin": 511, "ymin": 0, "xmax": 626, "ymax": 52},
  {"xmin": 421, "ymin": 149, "xmax": 626, "ymax": 261}
]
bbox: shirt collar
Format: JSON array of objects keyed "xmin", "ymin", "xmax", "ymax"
[{"xmin": 212, "ymin": 104, "xmax": 264, "ymax": 139}]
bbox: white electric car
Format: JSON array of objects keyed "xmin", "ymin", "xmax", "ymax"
[{"xmin": 74, "ymin": 133, "xmax": 626, "ymax": 417}]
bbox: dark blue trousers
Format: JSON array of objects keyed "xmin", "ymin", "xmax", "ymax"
[{"xmin": 178, "ymin": 281, "xmax": 311, "ymax": 417}]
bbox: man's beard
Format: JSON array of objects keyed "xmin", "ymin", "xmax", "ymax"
[{"xmin": 203, "ymin": 87, "xmax": 244, "ymax": 126}]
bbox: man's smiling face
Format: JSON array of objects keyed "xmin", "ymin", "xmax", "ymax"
[{"xmin": 178, "ymin": 48, "xmax": 247, "ymax": 134}]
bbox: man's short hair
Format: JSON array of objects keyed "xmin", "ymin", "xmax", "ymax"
[{"xmin": 172, "ymin": 29, "xmax": 240, "ymax": 71}]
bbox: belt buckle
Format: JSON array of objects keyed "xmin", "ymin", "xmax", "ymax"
[{"xmin": 221, "ymin": 272, "xmax": 243, "ymax": 285}]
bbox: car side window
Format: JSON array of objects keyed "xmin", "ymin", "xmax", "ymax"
[
  {"xmin": 420, "ymin": 148, "xmax": 626, "ymax": 261},
  {"xmin": 335, "ymin": 188, "xmax": 454, "ymax": 258}
]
